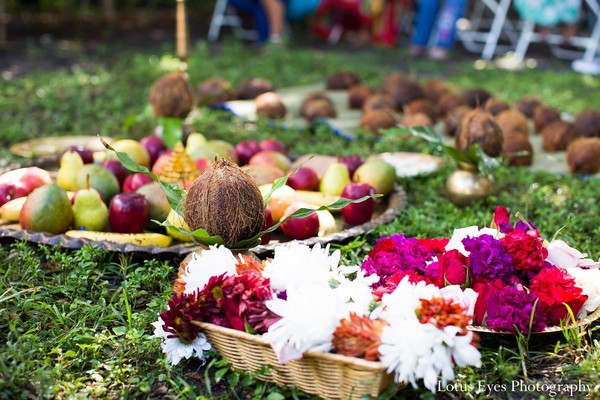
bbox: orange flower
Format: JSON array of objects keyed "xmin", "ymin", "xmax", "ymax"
[
  {"xmin": 417, "ymin": 297, "xmax": 471, "ymax": 334},
  {"xmin": 332, "ymin": 313, "xmax": 388, "ymax": 361}
]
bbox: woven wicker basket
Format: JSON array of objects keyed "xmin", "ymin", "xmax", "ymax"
[{"xmin": 193, "ymin": 321, "xmax": 396, "ymax": 400}]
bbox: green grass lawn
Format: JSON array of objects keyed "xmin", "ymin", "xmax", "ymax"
[{"xmin": 1, "ymin": 38, "xmax": 599, "ymax": 399}]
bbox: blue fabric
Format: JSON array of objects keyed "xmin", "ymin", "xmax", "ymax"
[
  {"xmin": 229, "ymin": 0, "xmax": 270, "ymax": 42},
  {"xmin": 412, "ymin": 0, "xmax": 467, "ymax": 49},
  {"xmin": 286, "ymin": 0, "xmax": 320, "ymax": 21}
]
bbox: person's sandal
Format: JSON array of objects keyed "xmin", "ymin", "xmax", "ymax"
[{"xmin": 428, "ymin": 47, "xmax": 448, "ymax": 60}]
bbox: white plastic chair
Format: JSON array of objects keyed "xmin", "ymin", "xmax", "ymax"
[{"xmin": 207, "ymin": 0, "xmax": 258, "ymax": 42}]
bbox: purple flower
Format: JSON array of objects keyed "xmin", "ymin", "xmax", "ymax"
[
  {"xmin": 462, "ymin": 234, "xmax": 515, "ymax": 284},
  {"xmin": 361, "ymin": 234, "xmax": 434, "ymax": 286},
  {"xmin": 485, "ymin": 286, "xmax": 547, "ymax": 333}
]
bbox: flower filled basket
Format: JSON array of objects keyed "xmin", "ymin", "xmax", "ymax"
[{"xmin": 193, "ymin": 321, "xmax": 394, "ymax": 400}]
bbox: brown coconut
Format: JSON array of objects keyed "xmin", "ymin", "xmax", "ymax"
[
  {"xmin": 347, "ymin": 84, "xmax": 376, "ymax": 109},
  {"xmin": 541, "ymin": 120, "xmax": 576, "ymax": 152},
  {"xmin": 422, "ymin": 79, "xmax": 451, "ymax": 103},
  {"xmin": 398, "ymin": 112, "xmax": 434, "ymax": 128},
  {"xmin": 566, "ymin": 137, "xmax": 600, "ymax": 174},
  {"xmin": 438, "ymin": 92, "xmax": 468, "ymax": 116},
  {"xmin": 255, "ymin": 92, "xmax": 287, "ymax": 119},
  {"xmin": 444, "ymin": 105, "xmax": 472, "ymax": 137},
  {"xmin": 503, "ymin": 134, "xmax": 534, "ymax": 166},
  {"xmin": 461, "ymin": 87, "xmax": 493, "ymax": 109},
  {"xmin": 196, "ymin": 77, "xmax": 233, "ymax": 106},
  {"xmin": 359, "ymin": 109, "xmax": 398, "ymax": 135},
  {"xmin": 403, "ymin": 99, "xmax": 440, "ymax": 123},
  {"xmin": 303, "ymin": 98, "xmax": 338, "ymax": 122},
  {"xmin": 380, "ymin": 72, "xmax": 425, "ymax": 110},
  {"xmin": 149, "ymin": 71, "xmax": 195, "ymax": 118},
  {"xmin": 362, "ymin": 94, "xmax": 396, "ymax": 113},
  {"xmin": 495, "ymin": 108, "xmax": 530, "ymax": 138},
  {"xmin": 300, "ymin": 92, "xmax": 334, "ymax": 118},
  {"xmin": 484, "ymin": 98, "xmax": 511, "ymax": 116},
  {"xmin": 455, "ymin": 109, "xmax": 504, "ymax": 157},
  {"xmin": 235, "ymin": 78, "xmax": 275, "ymax": 100},
  {"xmin": 326, "ymin": 71, "xmax": 361, "ymax": 90},
  {"xmin": 516, "ymin": 95, "xmax": 542, "ymax": 119},
  {"xmin": 184, "ymin": 157, "xmax": 265, "ymax": 247},
  {"xmin": 572, "ymin": 109, "xmax": 600, "ymax": 138},
  {"xmin": 533, "ymin": 105, "xmax": 561, "ymax": 134}
]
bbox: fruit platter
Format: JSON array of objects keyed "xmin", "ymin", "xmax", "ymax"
[{"xmin": 0, "ymin": 133, "xmax": 409, "ymax": 256}]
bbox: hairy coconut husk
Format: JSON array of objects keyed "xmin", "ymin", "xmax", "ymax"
[
  {"xmin": 149, "ymin": 71, "xmax": 195, "ymax": 118},
  {"xmin": 456, "ymin": 109, "xmax": 504, "ymax": 157},
  {"xmin": 380, "ymin": 72, "xmax": 425, "ymax": 110},
  {"xmin": 359, "ymin": 109, "xmax": 398, "ymax": 135},
  {"xmin": 503, "ymin": 134, "xmax": 533, "ymax": 166},
  {"xmin": 461, "ymin": 87, "xmax": 493, "ymax": 109},
  {"xmin": 255, "ymin": 92, "xmax": 287, "ymax": 119},
  {"xmin": 399, "ymin": 112, "xmax": 434, "ymax": 128},
  {"xmin": 404, "ymin": 99, "xmax": 440, "ymax": 123},
  {"xmin": 347, "ymin": 84, "xmax": 376, "ymax": 109},
  {"xmin": 195, "ymin": 77, "xmax": 233, "ymax": 106},
  {"xmin": 567, "ymin": 137, "xmax": 600, "ymax": 174},
  {"xmin": 362, "ymin": 94, "xmax": 396, "ymax": 113},
  {"xmin": 444, "ymin": 105, "xmax": 471, "ymax": 137},
  {"xmin": 495, "ymin": 108, "xmax": 530, "ymax": 138},
  {"xmin": 516, "ymin": 95, "xmax": 542, "ymax": 119},
  {"xmin": 422, "ymin": 79, "xmax": 451, "ymax": 103},
  {"xmin": 438, "ymin": 92, "xmax": 468, "ymax": 116},
  {"xmin": 572, "ymin": 109, "xmax": 600, "ymax": 138},
  {"xmin": 484, "ymin": 98, "xmax": 510, "ymax": 116},
  {"xmin": 235, "ymin": 78, "xmax": 275, "ymax": 100},
  {"xmin": 303, "ymin": 98, "xmax": 338, "ymax": 122},
  {"xmin": 326, "ymin": 70, "xmax": 361, "ymax": 90},
  {"xmin": 300, "ymin": 92, "xmax": 334, "ymax": 118},
  {"xmin": 184, "ymin": 157, "xmax": 265, "ymax": 247},
  {"xmin": 533, "ymin": 105, "xmax": 561, "ymax": 134},
  {"xmin": 541, "ymin": 120, "xmax": 576, "ymax": 152}
]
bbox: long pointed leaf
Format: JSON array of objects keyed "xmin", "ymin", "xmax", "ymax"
[
  {"xmin": 159, "ymin": 117, "xmax": 183, "ymax": 149},
  {"xmin": 157, "ymin": 219, "xmax": 226, "ymax": 246}
]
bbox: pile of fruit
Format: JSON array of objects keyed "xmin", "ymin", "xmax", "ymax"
[{"xmin": 0, "ymin": 131, "xmax": 399, "ymax": 248}]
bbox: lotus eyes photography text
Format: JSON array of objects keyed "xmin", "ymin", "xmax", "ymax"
[{"xmin": 439, "ymin": 380, "xmax": 592, "ymax": 397}]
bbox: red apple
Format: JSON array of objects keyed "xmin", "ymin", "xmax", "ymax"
[
  {"xmin": 15, "ymin": 167, "xmax": 53, "ymax": 193},
  {"xmin": 101, "ymin": 159, "xmax": 129, "ymax": 187},
  {"xmin": 109, "ymin": 192, "xmax": 149, "ymax": 233},
  {"xmin": 64, "ymin": 145, "xmax": 94, "ymax": 164},
  {"xmin": 338, "ymin": 154, "xmax": 364, "ymax": 178},
  {"xmin": 260, "ymin": 207, "xmax": 274, "ymax": 245},
  {"xmin": 260, "ymin": 138, "xmax": 286, "ymax": 153},
  {"xmin": 235, "ymin": 140, "xmax": 262, "ymax": 166},
  {"xmin": 280, "ymin": 202, "xmax": 320, "ymax": 240},
  {"xmin": 122, "ymin": 173, "xmax": 153, "ymax": 193},
  {"xmin": 140, "ymin": 135, "xmax": 166, "ymax": 166},
  {"xmin": 195, "ymin": 158, "xmax": 211, "ymax": 172},
  {"xmin": 341, "ymin": 182, "xmax": 375, "ymax": 225},
  {"xmin": 287, "ymin": 166, "xmax": 320, "ymax": 191},
  {"xmin": 151, "ymin": 150, "xmax": 173, "ymax": 176},
  {"xmin": 0, "ymin": 183, "xmax": 28, "ymax": 207}
]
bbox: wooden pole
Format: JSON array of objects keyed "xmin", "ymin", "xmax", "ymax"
[
  {"xmin": 0, "ymin": 0, "xmax": 7, "ymax": 49},
  {"xmin": 176, "ymin": 0, "xmax": 188, "ymax": 72}
]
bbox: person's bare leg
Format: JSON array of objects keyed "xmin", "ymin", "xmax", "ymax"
[{"xmin": 260, "ymin": 0, "xmax": 285, "ymax": 42}]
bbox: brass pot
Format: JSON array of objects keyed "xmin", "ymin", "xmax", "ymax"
[{"xmin": 445, "ymin": 164, "xmax": 495, "ymax": 207}]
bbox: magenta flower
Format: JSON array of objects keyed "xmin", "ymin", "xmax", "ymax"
[
  {"xmin": 485, "ymin": 286, "xmax": 547, "ymax": 333},
  {"xmin": 462, "ymin": 234, "xmax": 515, "ymax": 283}
]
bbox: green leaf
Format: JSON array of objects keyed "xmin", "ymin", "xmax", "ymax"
[
  {"xmin": 113, "ymin": 326, "xmax": 128, "ymax": 336},
  {"xmin": 266, "ymin": 393, "xmax": 286, "ymax": 400},
  {"xmin": 159, "ymin": 117, "xmax": 183, "ymax": 149},
  {"xmin": 100, "ymin": 136, "xmax": 186, "ymax": 216},
  {"xmin": 157, "ymin": 219, "xmax": 226, "ymax": 246},
  {"xmin": 214, "ymin": 367, "xmax": 228, "ymax": 383}
]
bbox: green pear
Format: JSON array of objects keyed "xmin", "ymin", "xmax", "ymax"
[
  {"xmin": 56, "ymin": 151, "xmax": 84, "ymax": 192},
  {"xmin": 72, "ymin": 176, "xmax": 109, "ymax": 231},
  {"xmin": 353, "ymin": 159, "xmax": 396, "ymax": 195},
  {"xmin": 319, "ymin": 162, "xmax": 351, "ymax": 195},
  {"xmin": 19, "ymin": 183, "xmax": 73, "ymax": 234},
  {"xmin": 185, "ymin": 132, "xmax": 207, "ymax": 155}
]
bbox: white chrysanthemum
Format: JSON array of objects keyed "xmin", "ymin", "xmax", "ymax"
[
  {"xmin": 183, "ymin": 245, "xmax": 238, "ymax": 293},
  {"xmin": 152, "ymin": 317, "xmax": 212, "ymax": 366},
  {"xmin": 439, "ymin": 285, "xmax": 479, "ymax": 321},
  {"xmin": 445, "ymin": 226, "xmax": 502, "ymax": 256},
  {"xmin": 379, "ymin": 319, "xmax": 451, "ymax": 392},
  {"xmin": 547, "ymin": 239, "xmax": 600, "ymax": 269},
  {"xmin": 444, "ymin": 329, "xmax": 482, "ymax": 369},
  {"xmin": 564, "ymin": 267, "xmax": 600, "ymax": 317},
  {"xmin": 263, "ymin": 283, "xmax": 349, "ymax": 363},
  {"xmin": 262, "ymin": 242, "xmax": 342, "ymax": 292},
  {"xmin": 331, "ymin": 265, "xmax": 379, "ymax": 315},
  {"xmin": 379, "ymin": 277, "xmax": 440, "ymax": 323}
]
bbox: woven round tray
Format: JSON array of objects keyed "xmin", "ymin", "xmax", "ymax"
[
  {"xmin": 0, "ymin": 157, "xmax": 407, "ymax": 256},
  {"xmin": 193, "ymin": 321, "xmax": 399, "ymax": 400},
  {"xmin": 467, "ymin": 306, "xmax": 600, "ymax": 334}
]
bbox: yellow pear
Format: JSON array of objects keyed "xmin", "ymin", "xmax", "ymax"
[
  {"xmin": 165, "ymin": 208, "xmax": 193, "ymax": 242},
  {"xmin": 56, "ymin": 151, "xmax": 84, "ymax": 192}
]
